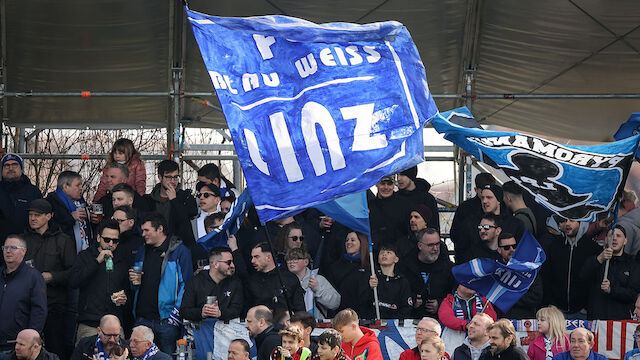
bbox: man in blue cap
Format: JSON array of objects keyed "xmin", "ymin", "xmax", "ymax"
[{"xmin": 0, "ymin": 153, "xmax": 42, "ymax": 243}]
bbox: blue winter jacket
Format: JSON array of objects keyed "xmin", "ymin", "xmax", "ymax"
[{"xmin": 132, "ymin": 236, "xmax": 193, "ymax": 319}]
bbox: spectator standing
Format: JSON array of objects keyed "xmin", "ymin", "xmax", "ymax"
[
  {"xmin": 191, "ymin": 183, "xmax": 221, "ymax": 239},
  {"xmin": 68, "ymin": 219, "xmax": 129, "ymax": 340},
  {"xmin": 22, "ymin": 199, "xmax": 75, "ymax": 359},
  {"xmin": 397, "ymin": 204, "xmax": 433, "ymax": 259},
  {"xmin": 581, "ymin": 225, "xmax": 640, "ymax": 320},
  {"xmin": 197, "ymin": 163, "xmax": 239, "ymax": 198},
  {"xmin": 0, "ymin": 153, "xmax": 42, "ymax": 241},
  {"xmin": 275, "ymin": 222, "xmax": 309, "ymax": 266},
  {"xmin": 128, "ymin": 325, "xmax": 172, "ymax": 360},
  {"xmin": 452, "ymin": 313, "xmax": 494, "ymax": 360},
  {"xmin": 482, "ymin": 320, "xmax": 528, "ymax": 360},
  {"xmin": 46, "ymin": 171, "xmax": 92, "ymax": 252},
  {"xmin": 245, "ymin": 306, "xmax": 282, "ymax": 360},
  {"xmin": 502, "ymin": 181, "xmax": 537, "ymax": 236},
  {"xmin": 551, "ymin": 328, "xmax": 606, "ymax": 360},
  {"xmin": 458, "ymin": 214, "xmax": 503, "ymax": 263},
  {"xmin": 129, "ymin": 212, "xmax": 193, "ymax": 355},
  {"xmin": 331, "ymin": 309, "xmax": 382, "ymax": 360},
  {"xmin": 98, "ymin": 171, "xmax": 149, "ymax": 221},
  {"xmin": 368, "ymin": 175, "xmax": 404, "ymax": 249},
  {"xmin": 8, "ymin": 330, "xmax": 58, "ymax": 360},
  {"xmin": 0, "ymin": 235, "xmax": 47, "ymax": 358},
  {"xmin": 94, "ymin": 138, "xmax": 146, "ymax": 201},
  {"xmin": 438, "ymin": 284, "xmax": 496, "ymax": 332},
  {"xmin": 368, "ymin": 244, "xmax": 412, "ymax": 319},
  {"xmin": 399, "ymin": 317, "xmax": 441, "ymax": 360},
  {"xmin": 286, "ymin": 248, "xmax": 340, "ymax": 319},
  {"xmin": 527, "ymin": 306, "xmax": 569, "ymax": 360},
  {"xmin": 180, "ymin": 247, "xmax": 243, "ymax": 322},
  {"xmin": 111, "ymin": 205, "xmax": 143, "ymax": 268},
  {"xmin": 396, "ymin": 166, "xmax": 440, "ymax": 232}
]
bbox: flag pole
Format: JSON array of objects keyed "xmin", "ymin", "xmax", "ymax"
[
  {"xmin": 367, "ymin": 234, "xmax": 381, "ymax": 320},
  {"xmin": 262, "ymin": 226, "xmax": 295, "ymax": 316}
]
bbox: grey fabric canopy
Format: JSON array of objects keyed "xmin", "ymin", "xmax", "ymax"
[{"xmin": 4, "ymin": 0, "xmax": 640, "ymax": 141}]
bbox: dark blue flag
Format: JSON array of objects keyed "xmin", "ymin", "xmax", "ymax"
[
  {"xmin": 452, "ymin": 231, "xmax": 546, "ymax": 313},
  {"xmin": 197, "ymin": 189, "xmax": 253, "ymax": 250},
  {"xmin": 433, "ymin": 107, "xmax": 640, "ymax": 222},
  {"xmin": 614, "ymin": 112, "xmax": 640, "ymax": 160},
  {"xmin": 186, "ymin": 9, "xmax": 438, "ymax": 223}
]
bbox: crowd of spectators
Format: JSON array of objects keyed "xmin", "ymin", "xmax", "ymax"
[{"xmin": 1, "ymin": 137, "xmax": 640, "ymax": 360}]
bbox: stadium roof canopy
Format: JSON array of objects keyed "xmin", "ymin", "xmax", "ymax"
[{"xmin": 3, "ymin": 0, "xmax": 640, "ymax": 142}]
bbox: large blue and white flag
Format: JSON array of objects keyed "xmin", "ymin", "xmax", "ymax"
[
  {"xmin": 314, "ymin": 191, "xmax": 370, "ymax": 236},
  {"xmin": 614, "ymin": 112, "xmax": 640, "ymax": 160},
  {"xmin": 197, "ymin": 189, "xmax": 253, "ymax": 250},
  {"xmin": 452, "ymin": 231, "xmax": 546, "ymax": 313},
  {"xmin": 187, "ymin": 9, "xmax": 438, "ymax": 223},
  {"xmin": 433, "ymin": 107, "xmax": 640, "ymax": 221}
]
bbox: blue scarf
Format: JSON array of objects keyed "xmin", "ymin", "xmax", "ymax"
[
  {"xmin": 344, "ymin": 253, "xmax": 361, "ymax": 262},
  {"xmin": 452, "ymin": 293, "xmax": 484, "ymax": 321},
  {"xmin": 134, "ymin": 343, "xmax": 159, "ymax": 360},
  {"xmin": 55, "ymin": 188, "xmax": 89, "ymax": 252},
  {"xmin": 94, "ymin": 334, "xmax": 121, "ymax": 360}
]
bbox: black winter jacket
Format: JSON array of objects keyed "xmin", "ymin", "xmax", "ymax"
[
  {"xmin": 0, "ymin": 262, "xmax": 47, "ymax": 350},
  {"xmin": 479, "ymin": 345, "xmax": 528, "ymax": 360},
  {"xmin": 45, "ymin": 191, "xmax": 95, "ymax": 244},
  {"xmin": 397, "ymin": 178, "xmax": 440, "ymax": 232},
  {"xmin": 8, "ymin": 348, "xmax": 59, "ymax": 360},
  {"xmin": 143, "ymin": 184, "xmax": 198, "ymax": 240},
  {"xmin": 246, "ymin": 267, "xmax": 306, "ymax": 312},
  {"xmin": 327, "ymin": 257, "xmax": 374, "ymax": 319},
  {"xmin": 113, "ymin": 227, "xmax": 144, "ymax": 268},
  {"xmin": 71, "ymin": 335, "xmax": 129, "ymax": 360},
  {"xmin": 180, "ymin": 271, "xmax": 244, "ymax": 321},
  {"xmin": 373, "ymin": 268, "xmax": 412, "ymax": 319},
  {"xmin": 581, "ymin": 252, "xmax": 640, "ymax": 320},
  {"xmin": 255, "ymin": 326, "xmax": 281, "ymax": 360},
  {"xmin": 368, "ymin": 193, "xmax": 406, "ymax": 249},
  {"xmin": 68, "ymin": 245, "xmax": 130, "ymax": 327},
  {"xmin": 401, "ymin": 254, "xmax": 455, "ymax": 319},
  {"xmin": 23, "ymin": 222, "xmax": 76, "ymax": 313},
  {"xmin": 0, "ymin": 175, "xmax": 42, "ymax": 239}
]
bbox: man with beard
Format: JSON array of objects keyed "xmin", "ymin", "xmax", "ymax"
[
  {"xmin": 483, "ymin": 319, "xmax": 527, "ymax": 360},
  {"xmin": 245, "ymin": 306, "xmax": 281, "ymax": 360},
  {"xmin": 458, "ymin": 214, "xmax": 503, "ymax": 263},
  {"xmin": 453, "ymin": 313, "xmax": 494, "ymax": 360},
  {"xmin": 180, "ymin": 247, "xmax": 243, "ymax": 321},
  {"xmin": 0, "ymin": 153, "xmax": 42, "ymax": 242},
  {"xmin": 396, "ymin": 166, "xmax": 440, "ymax": 232},
  {"xmin": 581, "ymin": 225, "xmax": 640, "ymax": 320},
  {"xmin": 401, "ymin": 228, "xmax": 455, "ymax": 319},
  {"xmin": 71, "ymin": 315, "xmax": 127, "ymax": 360}
]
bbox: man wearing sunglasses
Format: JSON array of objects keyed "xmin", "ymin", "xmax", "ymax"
[
  {"xmin": 457, "ymin": 214, "xmax": 503, "ymax": 264},
  {"xmin": 69, "ymin": 219, "xmax": 129, "ymax": 341},
  {"xmin": 192, "ymin": 183, "xmax": 222, "ymax": 239},
  {"xmin": 180, "ymin": 246, "xmax": 244, "ymax": 322},
  {"xmin": 495, "ymin": 233, "xmax": 542, "ymax": 319}
]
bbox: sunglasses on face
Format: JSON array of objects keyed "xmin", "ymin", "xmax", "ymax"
[
  {"xmin": 478, "ymin": 224, "xmax": 497, "ymax": 230},
  {"xmin": 101, "ymin": 237, "xmax": 120, "ymax": 244},
  {"xmin": 216, "ymin": 260, "xmax": 233, "ymax": 266},
  {"xmin": 197, "ymin": 192, "xmax": 219, "ymax": 199},
  {"xmin": 499, "ymin": 244, "xmax": 516, "ymax": 250},
  {"xmin": 288, "ymin": 235, "xmax": 304, "ymax": 242}
]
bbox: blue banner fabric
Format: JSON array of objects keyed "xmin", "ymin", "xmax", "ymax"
[
  {"xmin": 614, "ymin": 112, "xmax": 640, "ymax": 160},
  {"xmin": 197, "ymin": 189, "xmax": 253, "ymax": 250},
  {"xmin": 314, "ymin": 191, "xmax": 370, "ymax": 236},
  {"xmin": 452, "ymin": 231, "xmax": 546, "ymax": 313},
  {"xmin": 186, "ymin": 9, "xmax": 438, "ymax": 223},
  {"xmin": 433, "ymin": 107, "xmax": 640, "ymax": 222}
]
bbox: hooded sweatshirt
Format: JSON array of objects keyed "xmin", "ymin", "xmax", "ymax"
[
  {"xmin": 341, "ymin": 326, "xmax": 382, "ymax": 360},
  {"xmin": 453, "ymin": 337, "xmax": 491, "ymax": 360}
]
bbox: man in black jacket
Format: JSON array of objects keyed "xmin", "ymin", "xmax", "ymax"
[
  {"xmin": 247, "ymin": 242, "xmax": 305, "ymax": 312},
  {"xmin": 10, "ymin": 329, "xmax": 59, "ymax": 360},
  {"xmin": 180, "ymin": 247, "xmax": 243, "ymax": 322},
  {"xmin": 69, "ymin": 219, "xmax": 130, "ymax": 341},
  {"xmin": 71, "ymin": 315, "xmax": 127, "ymax": 360},
  {"xmin": 111, "ymin": 205, "xmax": 144, "ymax": 269},
  {"xmin": 0, "ymin": 153, "xmax": 42, "ymax": 242},
  {"xmin": 23, "ymin": 199, "xmax": 75, "ymax": 359},
  {"xmin": 245, "ymin": 306, "xmax": 281, "ymax": 360},
  {"xmin": 368, "ymin": 175, "xmax": 405, "ymax": 249},
  {"xmin": 482, "ymin": 319, "xmax": 528, "ymax": 360},
  {"xmin": 396, "ymin": 166, "xmax": 440, "ymax": 232},
  {"xmin": 0, "ymin": 235, "xmax": 47, "ymax": 357},
  {"xmin": 581, "ymin": 225, "xmax": 640, "ymax": 320}
]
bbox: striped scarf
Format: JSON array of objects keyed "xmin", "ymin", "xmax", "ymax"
[{"xmin": 452, "ymin": 293, "xmax": 484, "ymax": 320}]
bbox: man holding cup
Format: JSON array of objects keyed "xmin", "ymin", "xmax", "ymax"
[
  {"xmin": 68, "ymin": 219, "xmax": 129, "ymax": 340},
  {"xmin": 180, "ymin": 246, "xmax": 244, "ymax": 322}
]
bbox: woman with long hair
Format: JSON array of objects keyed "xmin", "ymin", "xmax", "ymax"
[
  {"xmin": 274, "ymin": 222, "xmax": 307, "ymax": 266},
  {"xmin": 527, "ymin": 306, "xmax": 570, "ymax": 360}
]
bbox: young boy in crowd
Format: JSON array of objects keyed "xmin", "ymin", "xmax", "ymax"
[
  {"xmin": 368, "ymin": 244, "xmax": 412, "ymax": 319},
  {"xmin": 331, "ymin": 309, "xmax": 382, "ymax": 360},
  {"xmin": 314, "ymin": 329, "xmax": 351, "ymax": 360},
  {"xmin": 271, "ymin": 325, "xmax": 312, "ymax": 360}
]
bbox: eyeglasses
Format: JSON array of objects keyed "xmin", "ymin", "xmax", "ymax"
[
  {"xmin": 163, "ymin": 175, "xmax": 180, "ymax": 180},
  {"xmin": 499, "ymin": 244, "xmax": 517, "ymax": 250},
  {"xmin": 216, "ymin": 259, "xmax": 233, "ymax": 266},
  {"xmin": 2, "ymin": 245, "xmax": 26, "ymax": 251},
  {"xmin": 420, "ymin": 241, "xmax": 440, "ymax": 248},
  {"xmin": 197, "ymin": 192, "xmax": 218, "ymax": 199},
  {"xmin": 416, "ymin": 327, "xmax": 437, "ymax": 334},
  {"xmin": 288, "ymin": 235, "xmax": 304, "ymax": 242},
  {"xmin": 101, "ymin": 237, "xmax": 120, "ymax": 244},
  {"xmin": 130, "ymin": 339, "xmax": 149, "ymax": 345},
  {"xmin": 100, "ymin": 332, "xmax": 120, "ymax": 339},
  {"xmin": 478, "ymin": 224, "xmax": 497, "ymax": 230},
  {"xmin": 112, "ymin": 217, "xmax": 131, "ymax": 223}
]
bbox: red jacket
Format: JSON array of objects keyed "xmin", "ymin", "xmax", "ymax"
[
  {"xmin": 94, "ymin": 156, "xmax": 147, "ymax": 201},
  {"xmin": 438, "ymin": 293, "xmax": 497, "ymax": 331},
  {"xmin": 400, "ymin": 347, "xmax": 450, "ymax": 360},
  {"xmin": 527, "ymin": 334, "xmax": 570, "ymax": 360},
  {"xmin": 341, "ymin": 327, "xmax": 382, "ymax": 360}
]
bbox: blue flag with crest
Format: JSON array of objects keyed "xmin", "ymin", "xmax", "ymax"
[
  {"xmin": 197, "ymin": 189, "xmax": 253, "ymax": 250},
  {"xmin": 432, "ymin": 107, "xmax": 640, "ymax": 222},
  {"xmin": 186, "ymin": 8, "xmax": 438, "ymax": 223},
  {"xmin": 614, "ymin": 112, "xmax": 640, "ymax": 160},
  {"xmin": 452, "ymin": 231, "xmax": 546, "ymax": 313}
]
